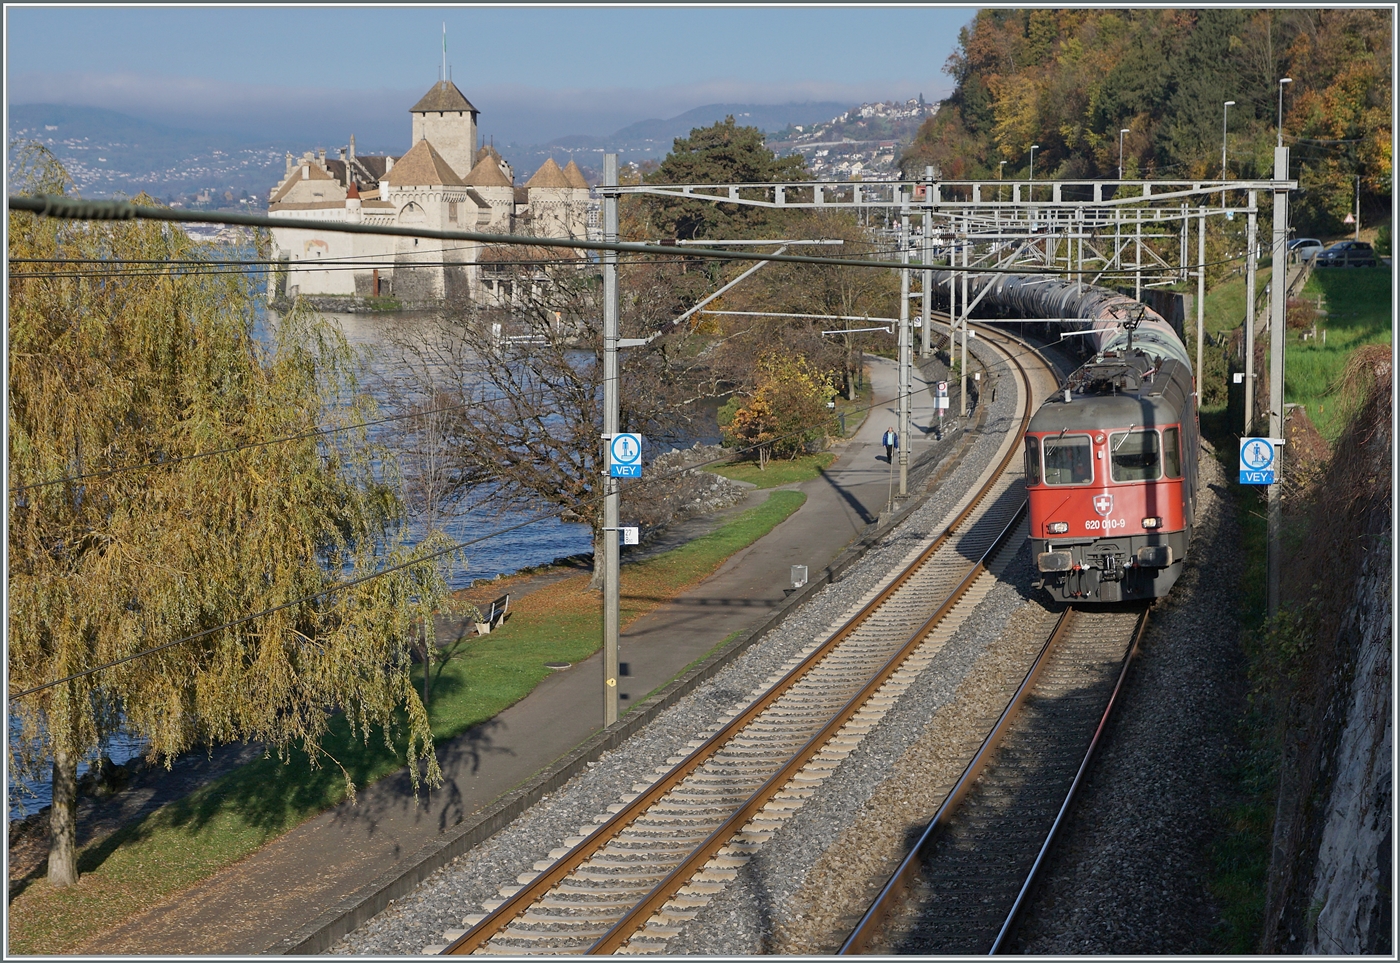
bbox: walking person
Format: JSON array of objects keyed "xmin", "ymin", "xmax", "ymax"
[{"xmin": 882, "ymin": 426, "xmax": 898, "ymax": 463}]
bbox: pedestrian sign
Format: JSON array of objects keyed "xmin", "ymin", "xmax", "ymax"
[
  {"xmin": 609, "ymin": 433, "xmax": 643, "ymax": 478},
  {"xmin": 1240, "ymin": 437, "xmax": 1276, "ymax": 485}
]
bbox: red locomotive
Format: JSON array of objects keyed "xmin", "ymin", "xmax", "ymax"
[{"xmin": 1026, "ymin": 317, "xmax": 1199, "ymax": 603}]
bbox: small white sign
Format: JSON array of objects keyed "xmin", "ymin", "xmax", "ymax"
[{"xmin": 620, "ymin": 527, "xmax": 639, "ymax": 545}]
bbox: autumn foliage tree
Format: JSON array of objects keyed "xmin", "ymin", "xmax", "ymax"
[
  {"xmin": 8, "ymin": 150, "xmax": 448, "ymax": 887},
  {"xmin": 720, "ymin": 354, "xmax": 836, "ymax": 469},
  {"xmin": 903, "ymin": 9, "xmax": 1391, "ymax": 235}
]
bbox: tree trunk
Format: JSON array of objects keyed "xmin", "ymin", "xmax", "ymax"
[
  {"xmin": 589, "ymin": 530, "xmax": 606, "ymax": 590},
  {"xmin": 48, "ymin": 747, "xmax": 80, "ymax": 887}
]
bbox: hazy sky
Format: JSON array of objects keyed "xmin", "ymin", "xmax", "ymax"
[{"xmin": 6, "ymin": 6, "xmax": 976, "ymax": 145}]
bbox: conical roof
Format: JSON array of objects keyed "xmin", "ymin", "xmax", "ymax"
[
  {"xmin": 562, "ymin": 159, "xmax": 589, "ymax": 189},
  {"xmin": 410, "ymin": 80, "xmax": 478, "ymax": 114},
  {"xmin": 383, "ymin": 138, "xmax": 466, "ymax": 187},
  {"xmin": 465, "ymin": 152, "xmax": 513, "ymax": 188},
  {"xmin": 525, "ymin": 157, "xmax": 571, "ymax": 189}
]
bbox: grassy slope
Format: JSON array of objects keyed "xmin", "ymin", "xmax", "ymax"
[
  {"xmin": 1203, "ymin": 263, "xmax": 1392, "ymax": 440},
  {"xmin": 1200, "ymin": 263, "xmax": 1391, "ymax": 950},
  {"xmin": 8, "ymin": 491, "xmax": 806, "ymax": 953}
]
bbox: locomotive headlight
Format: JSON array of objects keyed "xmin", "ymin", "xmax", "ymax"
[
  {"xmin": 1141, "ymin": 516, "xmax": 1162, "ymax": 529},
  {"xmin": 1047, "ymin": 521, "xmax": 1070, "ymax": 534}
]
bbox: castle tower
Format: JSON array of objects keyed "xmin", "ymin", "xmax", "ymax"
[
  {"xmin": 464, "ymin": 150, "xmax": 516, "ymax": 230},
  {"xmin": 409, "ymin": 80, "xmax": 479, "ymax": 179}
]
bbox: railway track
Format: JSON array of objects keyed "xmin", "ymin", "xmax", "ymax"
[
  {"xmin": 839, "ymin": 604, "xmax": 1150, "ymax": 955},
  {"xmin": 433, "ymin": 326, "xmax": 1054, "ymax": 956}
]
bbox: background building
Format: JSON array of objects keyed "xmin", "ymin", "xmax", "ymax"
[{"xmin": 267, "ymin": 80, "xmax": 592, "ymax": 305}]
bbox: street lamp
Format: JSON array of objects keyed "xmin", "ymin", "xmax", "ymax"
[
  {"xmin": 999, "ymin": 159, "xmax": 1007, "ymax": 201},
  {"xmin": 1277, "ymin": 78, "xmax": 1292, "ymax": 147},
  {"xmin": 1118, "ymin": 128, "xmax": 1130, "ymax": 179},
  {"xmin": 1222, "ymin": 101, "xmax": 1235, "ymax": 178},
  {"xmin": 1029, "ymin": 144, "xmax": 1039, "ymax": 181}
]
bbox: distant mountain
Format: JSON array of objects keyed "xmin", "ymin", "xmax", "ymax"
[
  {"xmin": 7, "ymin": 104, "xmax": 397, "ymax": 206},
  {"xmin": 496, "ymin": 101, "xmax": 858, "ymax": 183},
  {"xmin": 606, "ymin": 102, "xmax": 857, "ymax": 148},
  {"xmin": 9, "ymin": 99, "xmax": 878, "ymax": 202}
]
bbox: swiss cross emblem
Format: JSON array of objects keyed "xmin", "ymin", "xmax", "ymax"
[{"xmin": 1093, "ymin": 493, "xmax": 1114, "ymax": 516}]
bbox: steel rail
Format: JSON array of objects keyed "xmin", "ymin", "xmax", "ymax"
[
  {"xmin": 588, "ymin": 503, "xmax": 1029, "ymax": 954},
  {"xmin": 837, "ymin": 608, "xmax": 1072, "ymax": 954},
  {"xmin": 988, "ymin": 606, "xmax": 1151, "ymax": 953},
  {"xmin": 442, "ymin": 321, "xmax": 1041, "ymax": 957},
  {"xmin": 838, "ymin": 606, "xmax": 1150, "ymax": 955}
]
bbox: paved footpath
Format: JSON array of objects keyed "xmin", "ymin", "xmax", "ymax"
[{"xmin": 83, "ymin": 356, "xmax": 961, "ymax": 956}]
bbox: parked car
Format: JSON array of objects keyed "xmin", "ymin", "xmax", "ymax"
[
  {"xmin": 1289, "ymin": 237, "xmax": 1324, "ymax": 261},
  {"xmin": 1316, "ymin": 240, "xmax": 1378, "ymax": 268}
]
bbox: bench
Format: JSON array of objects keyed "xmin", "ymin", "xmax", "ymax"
[{"xmin": 474, "ymin": 594, "xmax": 510, "ymax": 636}]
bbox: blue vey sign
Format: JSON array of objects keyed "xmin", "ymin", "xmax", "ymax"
[
  {"xmin": 609, "ymin": 433, "xmax": 643, "ymax": 478},
  {"xmin": 1239, "ymin": 437, "xmax": 1277, "ymax": 485}
]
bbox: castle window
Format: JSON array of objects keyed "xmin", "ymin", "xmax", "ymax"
[{"xmin": 448, "ymin": 200, "xmax": 458, "ymax": 223}]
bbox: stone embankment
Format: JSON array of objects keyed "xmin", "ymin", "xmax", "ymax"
[{"xmin": 1261, "ymin": 347, "xmax": 1391, "ymax": 955}]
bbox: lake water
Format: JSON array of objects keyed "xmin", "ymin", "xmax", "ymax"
[{"xmin": 315, "ymin": 308, "xmax": 598, "ymax": 590}]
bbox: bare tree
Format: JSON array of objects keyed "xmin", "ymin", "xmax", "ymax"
[{"xmin": 382, "ymin": 246, "xmax": 728, "ymax": 587}]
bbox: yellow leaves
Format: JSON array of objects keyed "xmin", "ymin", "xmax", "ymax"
[
  {"xmin": 988, "ymin": 73, "xmax": 1042, "ymax": 159},
  {"xmin": 722, "ymin": 354, "xmax": 836, "ymax": 461},
  {"xmin": 9, "ymin": 154, "xmax": 448, "ymax": 801}
]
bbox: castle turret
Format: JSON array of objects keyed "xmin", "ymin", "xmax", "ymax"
[
  {"xmin": 464, "ymin": 150, "xmax": 516, "ymax": 230},
  {"xmin": 409, "ymin": 80, "xmax": 479, "ymax": 180}
]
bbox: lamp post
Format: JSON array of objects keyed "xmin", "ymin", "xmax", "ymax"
[
  {"xmin": 1277, "ymin": 78, "xmax": 1292, "ymax": 147},
  {"xmin": 999, "ymin": 160, "xmax": 1007, "ymax": 202},
  {"xmin": 1118, "ymin": 128, "xmax": 1130, "ymax": 179},
  {"xmin": 1029, "ymin": 144, "xmax": 1039, "ymax": 182},
  {"xmin": 1222, "ymin": 101, "xmax": 1235, "ymax": 178}
]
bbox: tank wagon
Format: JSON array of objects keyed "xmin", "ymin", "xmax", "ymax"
[{"xmin": 930, "ymin": 272, "xmax": 1198, "ymax": 602}]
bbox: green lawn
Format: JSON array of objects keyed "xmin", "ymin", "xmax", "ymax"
[
  {"xmin": 7, "ymin": 490, "xmax": 806, "ymax": 954},
  {"xmin": 1287, "ymin": 267, "xmax": 1393, "ymax": 440},
  {"xmin": 1202, "ymin": 266, "xmax": 1272, "ymax": 339},
  {"xmin": 1201, "ymin": 262, "xmax": 1392, "ymax": 441},
  {"xmin": 712, "ymin": 451, "xmax": 836, "ymax": 488}
]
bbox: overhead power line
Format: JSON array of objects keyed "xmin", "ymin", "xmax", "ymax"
[{"xmin": 8, "ymin": 194, "xmax": 1185, "ymax": 278}]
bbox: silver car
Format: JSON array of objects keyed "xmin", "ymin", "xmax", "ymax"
[{"xmin": 1289, "ymin": 238, "xmax": 1323, "ymax": 262}]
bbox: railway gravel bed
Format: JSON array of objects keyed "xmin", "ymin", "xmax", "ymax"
[
  {"xmin": 1007, "ymin": 439, "xmax": 1248, "ymax": 954},
  {"xmin": 328, "ymin": 335, "xmax": 1025, "ymax": 956}
]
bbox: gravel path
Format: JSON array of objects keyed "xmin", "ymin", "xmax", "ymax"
[{"xmin": 328, "ymin": 336, "xmax": 1021, "ymax": 955}]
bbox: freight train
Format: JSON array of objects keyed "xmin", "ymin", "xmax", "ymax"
[{"xmin": 934, "ymin": 273, "xmax": 1199, "ymax": 602}]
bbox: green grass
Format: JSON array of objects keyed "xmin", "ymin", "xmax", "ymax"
[
  {"xmin": 1285, "ymin": 267, "xmax": 1392, "ymax": 440},
  {"xmin": 1197, "ymin": 440, "xmax": 1274, "ymax": 953},
  {"xmin": 1202, "ymin": 263, "xmax": 1392, "ymax": 441},
  {"xmin": 7, "ymin": 490, "xmax": 806, "ymax": 953},
  {"xmin": 1202, "ymin": 266, "xmax": 1271, "ymax": 339},
  {"xmin": 712, "ymin": 451, "xmax": 836, "ymax": 488}
]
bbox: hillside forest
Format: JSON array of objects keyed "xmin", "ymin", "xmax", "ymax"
[{"xmin": 901, "ymin": 9, "xmax": 1392, "ymax": 237}]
